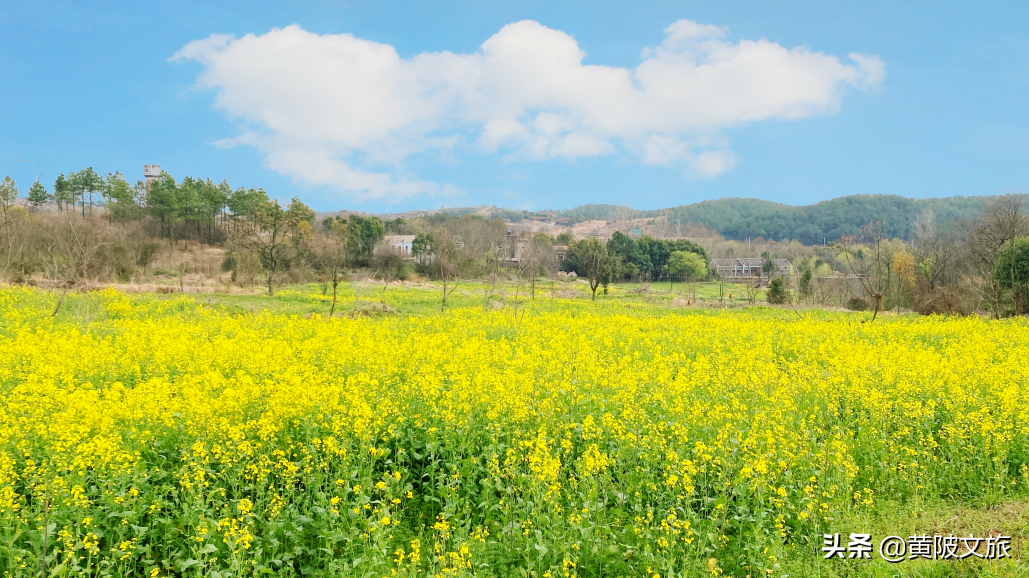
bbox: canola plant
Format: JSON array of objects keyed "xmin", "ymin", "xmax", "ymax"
[{"xmin": 0, "ymin": 287, "xmax": 1026, "ymax": 577}]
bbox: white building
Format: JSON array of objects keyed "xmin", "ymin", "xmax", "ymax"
[
  {"xmin": 385, "ymin": 235, "xmax": 417, "ymax": 257},
  {"xmin": 710, "ymin": 257, "xmax": 793, "ymax": 278}
]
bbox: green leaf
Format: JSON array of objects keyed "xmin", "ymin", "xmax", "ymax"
[{"xmin": 201, "ymin": 544, "xmax": 218, "ymax": 555}]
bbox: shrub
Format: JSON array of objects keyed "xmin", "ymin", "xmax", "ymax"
[
  {"xmin": 766, "ymin": 277, "xmax": 788, "ymax": 304},
  {"xmin": 846, "ymin": 297, "xmax": 869, "ymax": 311},
  {"xmin": 914, "ymin": 286, "xmax": 968, "ymax": 316},
  {"xmin": 221, "ymin": 252, "xmax": 237, "ymax": 272},
  {"xmin": 372, "ymin": 244, "xmax": 409, "ymax": 282}
]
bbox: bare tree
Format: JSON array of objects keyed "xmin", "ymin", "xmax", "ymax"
[
  {"xmin": 231, "ymin": 197, "xmax": 313, "ymax": 295},
  {"xmin": 36, "ymin": 214, "xmax": 115, "ymax": 315},
  {"xmin": 961, "ymin": 196, "xmax": 1029, "ymax": 317},
  {"xmin": 743, "ymin": 281, "xmax": 758, "ymax": 304},
  {"xmin": 517, "ymin": 233, "xmax": 553, "ymax": 300},
  {"xmin": 347, "ymin": 269, "xmax": 369, "ymax": 311},
  {"xmin": 509, "ymin": 234, "xmax": 554, "ymax": 320},
  {"xmin": 371, "ymin": 243, "xmax": 406, "ymax": 304},
  {"xmin": 224, "ymin": 248, "xmax": 262, "ymax": 291},
  {"xmin": 614, "ymin": 206, "xmax": 635, "ymax": 234},
  {"xmin": 314, "ymin": 222, "xmax": 349, "ymax": 318},
  {"xmin": 443, "ymin": 215, "xmax": 505, "ymax": 260},
  {"xmin": 912, "ymin": 209, "xmax": 958, "ymax": 290},
  {"xmin": 482, "ymin": 245, "xmax": 503, "ymax": 312},
  {"xmin": 0, "ymin": 191, "xmax": 31, "ymax": 279},
  {"xmin": 809, "ymin": 269, "xmax": 848, "ymax": 308},
  {"xmin": 0, "ymin": 154, "xmax": 43, "ymax": 278},
  {"xmin": 838, "ymin": 221, "xmax": 894, "ymax": 321},
  {"xmin": 652, "ymin": 214, "xmax": 670, "ymax": 239},
  {"xmin": 419, "ymin": 228, "xmax": 463, "ymax": 312}
]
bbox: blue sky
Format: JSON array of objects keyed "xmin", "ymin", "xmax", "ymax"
[{"xmin": 2, "ymin": 1, "xmax": 1027, "ymax": 213}]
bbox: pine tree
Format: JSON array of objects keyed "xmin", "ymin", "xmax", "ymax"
[{"xmin": 28, "ymin": 181, "xmax": 49, "ymax": 209}]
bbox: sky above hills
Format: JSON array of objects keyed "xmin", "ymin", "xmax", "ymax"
[{"xmin": 3, "ymin": 1, "xmax": 1028, "ymax": 212}]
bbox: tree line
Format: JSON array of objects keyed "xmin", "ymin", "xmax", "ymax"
[
  {"xmin": 14, "ymin": 168, "xmax": 290, "ymax": 246},
  {"xmin": 0, "ymin": 170, "xmax": 319, "ymax": 293},
  {"xmin": 734, "ymin": 197, "xmax": 1029, "ymax": 319},
  {"xmin": 559, "ymin": 232, "xmax": 709, "ymax": 300},
  {"xmin": 5, "ymin": 167, "xmax": 1029, "ymax": 318}
]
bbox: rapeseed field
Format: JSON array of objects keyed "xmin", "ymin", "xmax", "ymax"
[{"xmin": 0, "ymin": 287, "xmax": 1026, "ymax": 577}]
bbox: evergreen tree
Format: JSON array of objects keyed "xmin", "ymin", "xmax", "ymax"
[
  {"xmin": 53, "ymin": 174, "xmax": 74, "ymax": 212},
  {"xmin": 27, "ymin": 181, "xmax": 48, "ymax": 209},
  {"xmin": 69, "ymin": 167, "xmax": 102, "ymax": 217},
  {"xmin": 0, "ymin": 177, "xmax": 18, "ymax": 205}
]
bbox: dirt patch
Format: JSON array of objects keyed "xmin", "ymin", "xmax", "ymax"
[
  {"xmin": 920, "ymin": 501, "xmax": 1028, "ymax": 560},
  {"xmin": 697, "ymin": 302, "xmax": 748, "ymax": 309},
  {"xmin": 341, "ymin": 303, "xmax": 402, "ymax": 318}
]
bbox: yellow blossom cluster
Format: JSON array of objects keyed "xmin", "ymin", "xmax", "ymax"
[{"xmin": 0, "ymin": 286, "xmax": 1026, "ymax": 577}]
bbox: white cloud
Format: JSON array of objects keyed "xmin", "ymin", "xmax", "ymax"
[
  {"xmin": 173, "ymin": 20, "xmax": 884, "ymax": 201},
  {"xmin": 690, "ymin": 150, "xmax": 738, "ymax": 178},
  {"xmin": 263, "ymin": 145, "xmax": 441, "ymax": 202}
]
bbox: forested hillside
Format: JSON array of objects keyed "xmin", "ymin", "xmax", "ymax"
[
  {"xmin": 424, "ymin": 194, "xmax": 1018, "ymax": 243},
  {"xmin": 662, "ymin": 195, "xmax": 995, "ymax": 243}
]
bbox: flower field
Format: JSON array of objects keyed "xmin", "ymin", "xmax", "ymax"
[{"xmin": 0, "ymin": 286, "xmax": 1027, "ymax": 577}]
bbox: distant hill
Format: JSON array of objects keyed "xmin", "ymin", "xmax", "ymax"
[
  {"xmin": 661, "ymin": 195, "xmax": 995, "ymax": 244},
  {"xmin": 367, "ymin": 194, "xmax": 1024, "ymax": 244}
]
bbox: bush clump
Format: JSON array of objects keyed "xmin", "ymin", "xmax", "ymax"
[
  {"xmin": 846, "ymin": 297, "xmax": 869, "ymax": 311},
  {"xmin": 766, "ymin": 277, "xmax": 788, "ymax": 304}
]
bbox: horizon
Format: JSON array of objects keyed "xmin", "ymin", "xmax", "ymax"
[{"xmin": 328, "ymin": 192, "xmax": 1017, "ymax": 219}]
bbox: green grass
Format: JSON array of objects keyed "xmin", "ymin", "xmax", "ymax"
[
  {"xmin": 781, "ymin": 499, "xmax": 1028, "ymax": 577},
  {"xmin": 127, "ymin": 279, "xmax": 777, "ymax": 320},
  {"xmin": 29, "ymin": 278, "xmax": 881, "ymax": 330}
]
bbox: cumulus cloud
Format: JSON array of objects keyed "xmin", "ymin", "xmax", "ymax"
[{"xmin": 173, "ymin": 20, "xmax": 884, "ymax": 202}]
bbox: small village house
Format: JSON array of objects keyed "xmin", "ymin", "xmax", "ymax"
[
  {"xmin": 385, "ymin": 234, "xmax": 417, "ymax": 258},
  {"xmin": 710, "ymin": 257, "xmax": 793, "ymax": 278}
]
